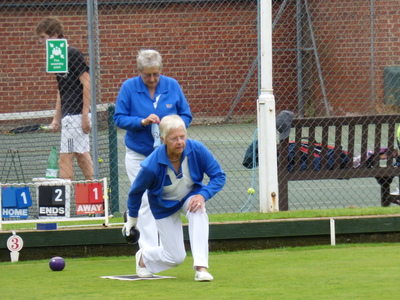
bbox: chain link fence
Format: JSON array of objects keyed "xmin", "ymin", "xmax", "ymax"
[{"xmin": 1, "ymin": 0, "xmax": 400, "ymax": 223}]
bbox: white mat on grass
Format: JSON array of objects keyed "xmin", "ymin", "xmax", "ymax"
[{"xmin": 101, "ymin": 275, "xmax": 176, "ymax": 281}]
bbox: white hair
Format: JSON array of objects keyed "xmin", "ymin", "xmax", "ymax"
[
  {"xmin": 159, "ymin": 115, "xmax": 186, "ymax": 141},
  {"xmin": 137, "ymin": 49, "xmax": 162, "ymax": 71}
]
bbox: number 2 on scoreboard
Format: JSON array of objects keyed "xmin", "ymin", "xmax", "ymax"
[{"xmin": 54, "ymin": 188, "xmax": 63, "ymax": 202}]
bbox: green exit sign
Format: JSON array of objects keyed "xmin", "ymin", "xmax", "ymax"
[{"xmin": 46, "ymin": 39, "xmax": 68, "ymax": 73}]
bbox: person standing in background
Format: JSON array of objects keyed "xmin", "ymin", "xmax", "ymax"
[
  {"xmin": 36, "ymin": 16, "xmax": 94, "ymax": 181},
  {"xmin": 114, "ymin": 49, "xmax": 192, "ymax": 248}
]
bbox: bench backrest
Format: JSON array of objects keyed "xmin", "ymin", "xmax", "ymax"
[{"xmin": 277, "ymin": 114, "xmax": 400, "ymax": 210}]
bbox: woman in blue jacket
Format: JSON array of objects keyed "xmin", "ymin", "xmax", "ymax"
[
  {"xmin": 122, "ymin": 115, "xmax": 226, "ymax": 282},
  {"xmin": 114, "ymin": 50, "xmax": 192, "ymax": 249}
]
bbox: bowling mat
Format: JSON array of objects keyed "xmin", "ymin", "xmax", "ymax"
[{"xmin": 101, "ymin": 275, "xmax": 176, "ymax": 281}]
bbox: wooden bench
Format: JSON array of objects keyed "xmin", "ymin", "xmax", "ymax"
[{"xmin": 277, "ymin": 114, "xmax": 400, "ymax": 211}]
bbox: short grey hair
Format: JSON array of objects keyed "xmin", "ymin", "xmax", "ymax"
[
  {"xmin": 159, "ymin": 115, "xmax": 186, "ymax": 142},
  {"xmin": 137, "ymin": 49, "xmax": 162, "ymax": 71}
]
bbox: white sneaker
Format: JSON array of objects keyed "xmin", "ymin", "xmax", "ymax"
[
  {"xmin": 195, "ymin": 271, "xmax": 214, "ymax": 282},
  {"xmin": 135, "ymin": 248, "xmax": 153, "ymax": 278}
]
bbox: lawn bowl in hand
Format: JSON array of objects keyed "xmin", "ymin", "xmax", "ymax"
[
  {"xmin": 123, "ymin": 210, "xmax": 140, "ymax": 244},
  {"xmin": 124, "ymin": 227, "xmax": 140, "ymax": 244}
]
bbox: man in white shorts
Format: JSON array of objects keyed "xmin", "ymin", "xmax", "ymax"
[
  {"xmin": 36, "ymin": 17, "xmax": 94, "ymax": 180},
  {"xmin": 60, "ymin": 113, "xmax": 93, "ymax": 180}
]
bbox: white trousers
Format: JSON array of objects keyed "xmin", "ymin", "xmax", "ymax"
[
  {"xmin": 125, "ymin": 148, "xmax": 159, "ymax": 248},
  {"xmin": 141, "ymin": 197, "xmax": 209, "ymax": 274}
]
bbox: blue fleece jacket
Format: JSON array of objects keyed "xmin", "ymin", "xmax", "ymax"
[
  {"xmin": 127, "ymin": 139, "xmax": 226, "ymax": 219},
  {"xmin": 114, "ymin": 75, "xmax": 192, "ymax": 157}
]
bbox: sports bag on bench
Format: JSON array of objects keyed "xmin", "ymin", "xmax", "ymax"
[{"xmin": 242, "ymin": 140, "xmax": 350, "ymax": 171}]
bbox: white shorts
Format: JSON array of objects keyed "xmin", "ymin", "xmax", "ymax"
[{"xmin": 60, "ymin": 114, "xmax": 91, "ymax": 154}]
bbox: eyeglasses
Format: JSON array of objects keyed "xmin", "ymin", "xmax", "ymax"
[
  {"xmin": 167, "ymin": 136, "xmax": 186, "ymax": 143},
  {"xmin": 141, "ymin": 72, "xmax": 160, "ymax": 79}
]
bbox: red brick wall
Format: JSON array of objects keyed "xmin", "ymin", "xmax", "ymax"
[
  {"xmin": 0, "ymin": 2, "xmax": 260, "ymax": 119},
  {"xmin": 1, "ymin": 7, "xmax": 90, "ymax": 113},
  {"xmin": 1, "ymin": 1, "xmax": 399, "ymax": 118},
  {"xmin": 302, "ymin": 0, "xmax": 400, "ymax": 115}
]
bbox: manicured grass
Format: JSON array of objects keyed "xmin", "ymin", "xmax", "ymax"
[
  {"xmin": 1, "ymin": 243, "xmax": 400, "ymax": 299},
  {"xmin": 208, "ymin": 206, "xmax": 400, "ymax": 222},
  {"xmin": 3, "ymin": 206, "xmax": 400, "ymax": 231}
]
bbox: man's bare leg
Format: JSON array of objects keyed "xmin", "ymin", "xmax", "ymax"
[
  {"xmin": 76, "ymin": 152, "xmax": 94, "ymax": 180},
  {"xmin": 59, "ymin": 153, "xmax": 75, "ymax": 180}
]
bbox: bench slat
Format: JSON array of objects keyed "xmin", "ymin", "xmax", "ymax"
[{"xmin": 278, "ymin": 114, "xmax": 400, "ymax": 210}]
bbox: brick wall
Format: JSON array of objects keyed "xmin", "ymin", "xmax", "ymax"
[
  {"xmin": 0, "ymin": 1, "xmax": 399, "ymax": 118},
  {"xmin": 0, "ymin": 2, "xmax": 260, "ymax": 119}
]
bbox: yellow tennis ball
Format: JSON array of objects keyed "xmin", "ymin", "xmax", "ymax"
[
  {"xmin": 98, "ymin": 158, "xmax": 103, "ymax": 163},
  {"xmin": 247, "ymin": 188, "xmax": 255, "ymax": 195}
]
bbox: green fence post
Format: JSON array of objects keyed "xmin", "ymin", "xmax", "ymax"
[{"xmin": 107, "ymin": 103, "xmax": 119, "ymax": 214}]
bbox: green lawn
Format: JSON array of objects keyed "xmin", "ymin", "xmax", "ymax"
[
  {"xmin": 3, "ymin": 206, "xmax": 400, "ymax": 231},
  {"xmin": 1, "ymin": 243, "xmax": 399, "ymax": 299}
]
